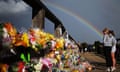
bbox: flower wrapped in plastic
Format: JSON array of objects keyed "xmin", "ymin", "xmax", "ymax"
[
  {"xmin": 71, "ymin": 69, "xmax": 79, "ymax": 72},
  {"xmin": 34, "ymin": 58, "xmax": 43, "ymax": 72},
  {"xmin": 46, "ymin": 33, "xmax": 54, "ymax": 40},
  {"xmin": 4, "ymin": 22, "xmax": 17, "ymax": 37},
  {"xmin": 2, "ymin": 23, "xmax": 12, "ymax": 47},
  {"xmin": 55, "ymin": 37, "xmax": 64, "ymax": 50},
  {"xmin": 0, "ymin": 64, "xmax": 8, "ymax": 72},
  {"xmin": 21, "ymin": 32, "xmax": 30, "ymax": 47},
  {"xmin": 39, "ymin": 30, "xmax": 47, "ymax": 39},
  {"xmin": 41, "ymin": 58, "xmax": 53, "ymax": 70},
  {"xmin": 14, "ymin": 40, "xmax": 27, "ymax": 47},
  {"xmin": 39, "ymin": 38, "xmax": 47, "ymax": 47}
]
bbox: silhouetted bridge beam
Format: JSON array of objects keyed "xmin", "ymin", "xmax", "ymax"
[
  {"xmin": 23, "ymin": 0, "xmax": 62, "ymax": 28},
  {"xmin": 23, "ymin": 0, "xmax": 79, "ymax": 47}
]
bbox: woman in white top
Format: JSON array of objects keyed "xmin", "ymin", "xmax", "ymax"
[
  {"xmin": 103, "ymin": 28, "xmax": 114, "ymax": 72},
  {"xmin": 109, "ymin": 30, "xmax": 117, "ymax": 71}
]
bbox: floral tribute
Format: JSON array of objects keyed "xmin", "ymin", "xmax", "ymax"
[{"xmin": 0, "ymin": 22, "xmax": 94, "ymax": 72}]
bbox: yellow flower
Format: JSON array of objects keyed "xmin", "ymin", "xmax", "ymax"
[
  {"xmin": 55, "ymin": 38, "xmax": 64, "ymax": 49},
  {"xmin": 21, "ymin": 32, "xmax": 30, "ymax": 47},
  {"xmin": 39, "ymin": 38, "xmax": 46, "ymax": 46}
]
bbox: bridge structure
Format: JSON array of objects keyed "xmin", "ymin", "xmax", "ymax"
[{"xmin": 23, "ymin": 0, "xmax": 80, "ymax": 47}]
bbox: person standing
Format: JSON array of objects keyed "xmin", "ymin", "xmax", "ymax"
[
  {"xmin": 109, "ymin": 30, "xmax": 117, "ymax": 71},
  {"xmin": 103, "ymin": 28, "xmax": 113, "ymax": 72}
]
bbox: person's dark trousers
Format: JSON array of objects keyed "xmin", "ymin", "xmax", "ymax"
[{"xmin": 104, "ymin": 46, "xmax": 113, "ymax": 67}]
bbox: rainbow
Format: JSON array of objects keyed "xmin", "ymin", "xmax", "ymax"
[{"xmin": 43, "ymin": 1, "xmax": 103, "ymax": 39}]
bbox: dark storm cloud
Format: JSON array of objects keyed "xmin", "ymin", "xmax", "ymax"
[
  {"xmin": 0, "ymin": 0, "xmax": 32, "ymax": 31},
  {"xmin": 0, "ymin": 0, "xmax": 29, "ymax": 14}
]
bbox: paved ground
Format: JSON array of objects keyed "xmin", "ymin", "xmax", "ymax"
[{"xmin": 80, "ymin": 52, "xmax": 120, "ymax": 72}]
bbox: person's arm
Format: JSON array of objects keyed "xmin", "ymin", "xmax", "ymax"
[
  {"xmin": 112, "ymin": 36, "xmax": 117, "ymax": 47},
  {"xmin": 103, "ymin": 34, "xmax": 108, "ymax": 43}
]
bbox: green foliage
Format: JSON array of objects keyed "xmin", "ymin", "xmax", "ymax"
[{"xmin": 35, "ymin": 44, "xmax": 43, "ymax": 50}]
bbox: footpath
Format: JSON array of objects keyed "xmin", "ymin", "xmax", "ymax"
[{"xmin": 80, "ymin": 52, "xmax": 120, "ymax": 72}]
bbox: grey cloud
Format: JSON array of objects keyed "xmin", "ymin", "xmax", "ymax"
[{"xmin": 0, "ymin": 0, "xmax": 29, "ymax": 14}]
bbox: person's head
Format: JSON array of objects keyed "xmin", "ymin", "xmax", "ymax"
[
  {"xmin": 103, "ymin": 28, "xmax": 109, "ymax": 35},
  {"xmin": 109, "ymin": 30, "xmax": 115, "ymax": 36}
]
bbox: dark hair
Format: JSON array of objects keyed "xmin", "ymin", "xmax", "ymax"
[{"xmin": 109, "ymin": 30, "xmax": 115, "ymax": 36}]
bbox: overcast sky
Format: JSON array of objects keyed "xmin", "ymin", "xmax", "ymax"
[
  {"xmin": 0, "ymin": 0, "xmax": 32, "ymax": 31},
  {"xmin": 0, "ymin": 0, "xmax": 120, "ymax": 44},
  {"xmin": 42, "ymin": 0, "xmax": 120, "ymax": 44}
]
